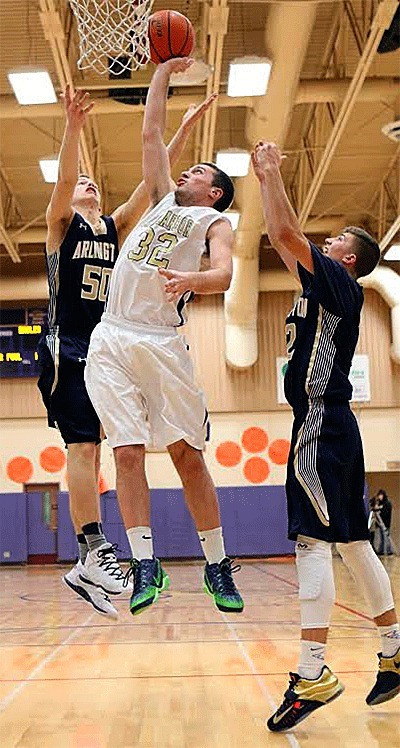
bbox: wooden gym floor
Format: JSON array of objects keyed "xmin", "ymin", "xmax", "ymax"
[{"xmin": 0, "ymin": 557, "xmax": 398, "ymax": 747}]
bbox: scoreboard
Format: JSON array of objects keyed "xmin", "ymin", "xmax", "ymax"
[{"xmin": 0, "ymin": 308, "xmax": 47, "ymax": 378}]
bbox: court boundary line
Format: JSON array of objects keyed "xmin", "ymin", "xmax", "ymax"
[
  {"xmin": 0, "ymin": 612, "xmax": 95, "ymax": 714},
  {"xmin": 221, "ymin": 613, "xmax": 301, "ymax": 748}
]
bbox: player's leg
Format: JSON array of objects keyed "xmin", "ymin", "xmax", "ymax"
[
  {"xmin": 52, "ymin": 364, "xmax": 127, "ymax": 602},
  {"xmin": 334, "ymin": 408, "xmax": 400, "ymax": 705},
  {"xmin": 113, "ymin": 444, "xmax": 169, "ymax": 616},
  {"xmin": 38, "ymin": 348, "xmax": 119, "ymax": 617},
  {"xmin": 85, "ymin": 323, "xmax": 169, "ymax": 616},
  {"xmin": 267, "ymin": 534, "xmax": 343, "ymax": 732},
  {"xmin": 268, "ymin": 406, "xmax": 346, "ymax": 732},
  {"xmin": 141, "ymin": 332, "xmax": 243, "ymax": 612},
  {"xmin": 337, "ymin": 540, "xmax": 400, "ymax": 705},
  {"xmin": 167, "ymin": 440, "xmax": 243, "ymax": 613}
]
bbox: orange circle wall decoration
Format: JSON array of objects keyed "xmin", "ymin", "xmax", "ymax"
[
  {"xmin": 39, "ymin": 446, "xmax": 66, "ymax": 473},
  {"xmin": 215, "ymin": 426, "xmax": 289, "ymax": 485},
  {"xmin": 215, "ymin": 441, "xmax": 242, "ymax": 467},
  {"xmin": 268, "ymin": 438, "xmax": 290, "ymax": 465},
  {"xmin": 243, "ymin": 456, "xmax": 270, "ymax": 484},
  {"xmin": 6, "ymin": 456, "xmax": 34, "ymax": 484},
  {"xmin": 241, "ymin": 427, "xmax": 269, "ymax": 453}
]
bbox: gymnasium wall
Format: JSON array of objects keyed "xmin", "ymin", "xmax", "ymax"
[
  {"xmin": 0, "ymin": 287, "xmax": 398, "ymax": 554},
  {"xmin": 1, "ymin": 289, "xmax": 399, "ymax": 420}
]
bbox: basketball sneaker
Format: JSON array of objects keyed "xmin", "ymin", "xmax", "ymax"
[
  {"xmin": 128, "ymin": 557, "xmax": 169, "ymax": 616},
  {"xmin": 63, "ymin": 562, "xmax": 118, "ymax": 620},
  {"xmin": 80, "ymin": 543, "xmax": 132, "ymax": 595},
  {"xmin": 366, "ymin": 647, "xmax": 400, "ymax": 706},
  {"xmin": 266, "ymin": 666, "xmax": 344, "ymax": 732},
  {"xmin": 204, "ymin": 557, "xmax": 244, "ymax": 612}
]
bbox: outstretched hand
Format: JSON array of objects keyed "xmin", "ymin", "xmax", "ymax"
[
  {"xmin": 251, "ymin": 141, "xmax": 285, "ymax": 181},
  {"xmin": 61, "ymin": 84, "xmax": 94, "ymax": 131},
  {"xmin": 158, "ymin": 267, "xmax": 192, "ymax": 302},
  {"xmin": 181, "ymin": 93, "xmax": 218, "ymax": 130},
  {"xmin": 160, "ymin": 57, "xmax": 195, "ymax": 76}
]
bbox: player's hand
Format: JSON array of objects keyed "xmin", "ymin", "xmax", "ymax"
[
  {"xmin": 62, "ymin": 85, "xmax": 94, "ymax": 131},
  {"xmin": 161, "ymin": 57, "xmax": 195, "ymax": 76},
  {"xmin": 251, "ymin": 141, "xmax": 285, "ymax": 181},
  {"xmin": 181, "ymin": 93, "xmax": 218, "ymax": 130},
  {"xmin": 158, "ymin": 267, "xmax": 193, "ymax": 302}
]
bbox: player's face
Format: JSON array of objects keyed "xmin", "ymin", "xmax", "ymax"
[
  {"xmin": 73, "ymin": 176, "xmax": 101, "ymax": 207},
  {"xmin": 175, "ymin": 164, "xmax": 217, "ymax": 205},
  {"xmin": 322, "ymin": 232, "xmax": 356, "ymax": 262}
]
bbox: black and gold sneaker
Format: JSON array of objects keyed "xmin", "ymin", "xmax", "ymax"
[
  {"xmin": 266, "ymin": 666, "xmax": 344, "ymax": 732},
  {"xmin": 366, "ymin": 646, "xmax": 400, "ymax": 706}
]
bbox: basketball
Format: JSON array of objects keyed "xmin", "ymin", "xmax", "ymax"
[{"xmin": 148, "ymin": 10, "xmax": 195, "ymax": 64}]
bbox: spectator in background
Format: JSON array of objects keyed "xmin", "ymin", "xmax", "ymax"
[{"xmin": 376, "ymin": 489, "xmax": 393, "ymax": 555}]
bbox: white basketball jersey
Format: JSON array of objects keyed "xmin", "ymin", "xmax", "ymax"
[{"xmin": 106, "ymin": 192, "xmax": 227, "ymax": 327}]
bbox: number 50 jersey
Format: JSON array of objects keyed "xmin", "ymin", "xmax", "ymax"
[
  {"xmin": 45, "ymin": 212, "xmax": 118, "ymax": 340},
  {"xmin": 106, "ymin": 192, "xmax": 226, "ymax": 327}
]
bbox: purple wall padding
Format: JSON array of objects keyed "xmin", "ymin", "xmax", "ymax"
[
  {"xmin": 0, "ymin": 493, "xmax": 28, "ymax": 563},
  {"xmin": 1, "ymin": 486, "xmax": 294, "ymax": 562},
  {"xmin": 57, "ymin": 491, "xmax": 77, "ymax": 561},
  {"xmin": 26, "ymin": 492, "xmax": 56, "ymax": 555},
  {"xmin": 98, "ymin": 486, "xmax": 294, "ymax": 560}
]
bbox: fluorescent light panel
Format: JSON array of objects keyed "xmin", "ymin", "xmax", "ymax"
[
  {"xmin": 228, "ymin": 57, "xmax": 272, "ymax": 97},
  {"xmin": 216, "ymin": 150, "xmax": 250, "ymax": 177},
  {"xmin": 39, "ymin": 158, "xmax": 59, "ymax": 183},
  {"xmin": 384, "ymin": 244, "xmax": 400, "ymax": 261},
  {"xmin": 8, "ymin": 70, "xmax": 56, "ymax": 105},
  {"xmin": 226, "ymin": 211, "xmax": 240, "ymax": 231}
]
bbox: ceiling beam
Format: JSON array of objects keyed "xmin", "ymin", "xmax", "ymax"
[
  {"xmin": 0, "ymin": 77, "xmax": 397, "ymax": 120},
  {"xmin": 201, "ymin": 0, "xmax": 229, "ymax": 162},
  {"xmin": 0, "ymin": 221, "xmax": 20, "ymax": 263},
  {"xmin": 39, "ymin": 0, "xmax": 94, "ymax": 178},
  {"xmin": 298, "ymin": 0, "xmax": 399, "ymax": 227},
  {"xmin": 0, "ymin": 162, "xmax": 20, "ymax": 262},
  {"xmin": 380, "ymin": 215, "xmax": 400, "ymax": 252}
]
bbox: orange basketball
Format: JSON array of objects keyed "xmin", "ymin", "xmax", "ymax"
[{"xmin": 148, "ymin": 10, "xmax": 195, "ymax": 64}]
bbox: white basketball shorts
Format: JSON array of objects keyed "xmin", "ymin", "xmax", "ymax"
[{"xmin": 84, "ymin": 315, "xmax": 209, "ymax": 450}]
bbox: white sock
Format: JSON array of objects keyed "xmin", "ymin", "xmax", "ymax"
[
  {"xmin": 198, "ymin": 527, "xmax": 225, "ymax": 564},
  {"xmin": 379, "ymin": 623, "xmax": 400, "ymax": 657},
  {"xmin": 298, "ymin": 640, "xmax": 326, "ymax": 680},
  {"xmin": 127, "ymin": 526, "xmax": 153, "ymax": 561}
]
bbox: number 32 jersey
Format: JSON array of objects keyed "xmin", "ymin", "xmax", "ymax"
[
  {"xmin": 44, "ymin": 212, "xmax": 118, "ymax": 358},
  {"xmin": 106, "ymin": 192, "xmax": 225, "ymax": 327}
]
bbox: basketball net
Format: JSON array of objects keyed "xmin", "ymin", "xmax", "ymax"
[{"xmin": 68, "ymin": 0, "xmax": 154, "ymax": 75}]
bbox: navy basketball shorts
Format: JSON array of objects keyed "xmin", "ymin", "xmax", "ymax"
[
  {"xmin": 38, "ymin": 344, "xmax": 101, "ymax": 446},
  {"xmin": 286, "ymin": 401, "xmax": 369, "ymax": 543}
]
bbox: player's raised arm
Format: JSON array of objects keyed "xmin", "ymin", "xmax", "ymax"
[
  {"xmin": 251, "ymin": 142, "xmax": 310, "ymax": 277},
  {"xmin": 112, "ymin": 93, "xmax": 217, "ymax": 247},
  {"xmin": 46, "ymin": 85, "xmax": 93, "ymax": 253},
  {"xmin": 142, "ymin": 57, "xmax": 194, "ymax": 207}
]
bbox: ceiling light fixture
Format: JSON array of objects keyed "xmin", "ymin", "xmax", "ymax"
[
  {"xmin": 216, "ymin": 149, "xmax": 251, "ymax": 177},
  {"xmin": 39, "ymin": 158, "xmax": 59, "ymax": 183},
  {"xmin": 384, "ymin": 244, "xmax": 400, "ymax": 261},
  {"xmin": 227, "ymin": 56, "xmax": 272, "ymax": 97},
  {"xmin": 8, "ymin": 69, "xmax": 57, "ymax": 105}
]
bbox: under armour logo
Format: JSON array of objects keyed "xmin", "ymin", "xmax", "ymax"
[
  {"xmin": 78, "ymin": 357, "xmax": 86, "ymax": 363},
  {"xmin": 79, "ymin": 222, "xmax": 87, "ymax": 230}
]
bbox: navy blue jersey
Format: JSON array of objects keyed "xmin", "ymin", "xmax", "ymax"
[
  {"xmin": 44, "ymin": 212, "xmax": 118, "ymax": 359},
  {"xmin": 284, "ymin": 242, "xmax": 363, "ymax": 411}
]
